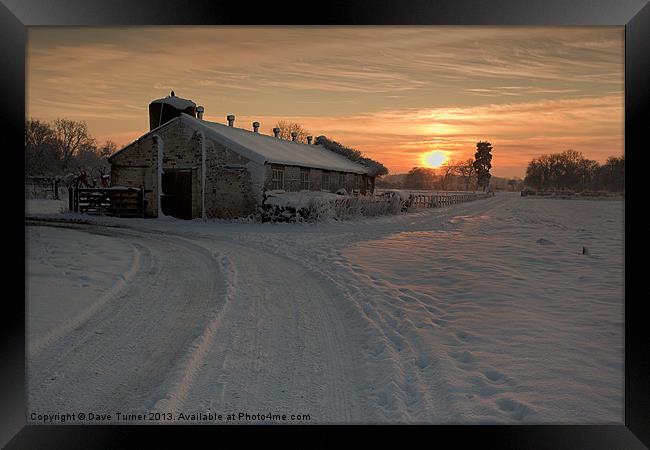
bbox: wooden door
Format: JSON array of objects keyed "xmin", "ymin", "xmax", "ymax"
[{"xmin": 161, "ymin": 170, "xmax": 192, "ymax": 219}]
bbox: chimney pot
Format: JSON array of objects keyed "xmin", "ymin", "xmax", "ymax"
[
  {"xmin": 227, "ymin": 114, "xmax": 235, "ymax": 127},
  {"xmin": 307, "ymin": 135, "xmax": 313, "ymax": 145},
  {"xmin": 273, "ymin": 127, "xmax": 281, "ymax": 138},
  {"xmin": 196, "ymin": 106, "xmax": 205, "ymax": 120},
  {"xmin": 291, "ymin": 131, "xmax": 298, "ymax": 141},
  {"xmin": 253, "ymin": 121, "xmax": 260, "ymax": 133}
]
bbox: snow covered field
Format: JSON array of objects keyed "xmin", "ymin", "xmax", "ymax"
[{"xmin": 25, "ymin": 192, "xmax": 624, "ymax": 424}]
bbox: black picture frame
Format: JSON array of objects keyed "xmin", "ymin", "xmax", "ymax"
[{"xmin": 2, "ymin": 0, "xmax": 647, "ymax": 447}]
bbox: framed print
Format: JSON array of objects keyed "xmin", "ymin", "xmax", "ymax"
[{"xmin": 2, "ymin": 0, "xmax": 648, "ymax": 447}]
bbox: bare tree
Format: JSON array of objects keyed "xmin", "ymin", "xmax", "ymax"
[
  {"xmin": 273, "ymin": 120, "xmax": 311, "ymax": 143},
  {"xmin": 52, "ymin": 118, "xmax": 94, "ymax": 172},
  {"xmin": 439, "ymin": 161, "xmax": 457, "ymax": 191},
  {"xmin": 454, "ymin": 159, "xmax": 477, "ymax": 191},
  {"xmin": 404, "ymin": 167, "xmax": 437, "ymax": 190},
  {"xmin": 524, "ymin": 150, "xmax": 621, "ymax": 192},
  {"xmin": 25, "ymin": 118, "xmax": 53, "ymax": 150},
  {"xmin": 26, "ymin": 117, "xmax": 119, "ymax": 179},
  {"xmin": 99, "ymin": 140, "xmax": 118, "ymax": 158},
  {"xmin": 25, "ymin": 118, "xmax": 57, "ymax": 175}
]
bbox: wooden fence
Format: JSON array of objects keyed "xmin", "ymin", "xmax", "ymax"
[
  {"xmin": 521, "ymin": 189, "xmax": 621, "ymax": 198},
  {"xmin": 69, "ymin": 187, "xmax": 145, "ymax": 217},
  {"xmin": 25, "ymin": 176, "xmax": 60, "ymax": 199},
  {"xmin": 406, "ymin": 191, "xmax": 494, "ymax": 209}
]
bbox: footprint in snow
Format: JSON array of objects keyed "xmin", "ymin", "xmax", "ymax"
[
  {"xmin": 482, "ymin": 369, "xmax": 507, "ymax": 384},
  {"xmin": 450, "ymin": 350, "xmax": 475, "ymax": 364},
  {"xmin": 495, "ymin": 398, "xmax": 534, "ymax": 421},
  {"xmin": 456, "ymin": 330, "xmax": 473, "ymax": 341}
]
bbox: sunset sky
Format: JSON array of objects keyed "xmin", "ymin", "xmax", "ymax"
[{"xmin": 27, "ymin": 26, "xmax": 624, "ymax": 178}]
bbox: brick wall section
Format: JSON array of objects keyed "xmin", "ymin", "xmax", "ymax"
[
  {"xmin": 308, "ymin": 169, "xmax": 323, "ymax": 191},
  {"xmin": 262, "ymin": 166, "xmax": 371, "ymax": 194},
  {"xmin": 161, "ymin": 121, "xmax": 202, "ymax": 217},
  {"xmin": 202, "ymin": 138, "xmax": 257, "ymax": 219},
  {"xmin": 110, "ymin": 134, "xmax": 158, "ymax": 217},
  {"xmin": 283, "ymin": 166, "xmax": 301, "ymax": 192}
]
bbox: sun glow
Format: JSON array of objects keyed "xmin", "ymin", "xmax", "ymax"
[{"xmin": 423, "ymin": 151, "xmax": 448, "ymax": 168}]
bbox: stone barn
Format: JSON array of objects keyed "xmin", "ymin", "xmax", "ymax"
[{"xmin": 109, "ymin": 93, "xmax": 375, "ymax": 219}]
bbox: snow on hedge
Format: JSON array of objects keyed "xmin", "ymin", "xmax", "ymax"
[
  {"xmin": 261, "ymin": 190, "xmax": 403, "ymax": 222},
  {"xmin": 315, "ymin": 135, "xmax": 389, "ymax": 177}
]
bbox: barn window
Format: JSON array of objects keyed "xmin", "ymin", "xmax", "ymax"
[
  {"xmin": 339, "ymin": 172, "xmax": 346, "ymax": 187},
  {"xmin": 301, "ymin": 168, "xmax": 310, "ymax": 190},
  {"xmin": 322, "ymin": 172, "xmax": 330, "ymax": 191},
  {"xmin": 272, "ymin": 167, "xmax": 284, "ymax": 190},
  {"xmin": 355, "ymin": 175, "xmax": 361, "ymax": 190}
]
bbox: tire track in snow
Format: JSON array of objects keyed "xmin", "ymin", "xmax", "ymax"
[
  {"xmin": 28, "ymin": 226, "xmax": 143, "ymax": 356},
  {"xmin": 28, "ymin": 226, "xmax": 225, "ymax": 418},
  {"xmin": 174, "ymin": 238, "xmax": 364, "ymax": 423},
  {"xmin": 151, "ymin": 248, "xmax": 237, "ymax": 416},
  {"xmin": 223, "ymin": 196, "xmax": 508, "ymax": 422},
  {"xmin": 28, "ymin": 195, "xmax": 513, "ymax": 423},
  {"xmin": 28, "ymin": 223, "xmax": 363, "ymax": 422}
]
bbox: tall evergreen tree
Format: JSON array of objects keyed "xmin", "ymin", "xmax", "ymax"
[{"xmin": 473, "ymin": 141, "xmax": 493, "ymax": 191}]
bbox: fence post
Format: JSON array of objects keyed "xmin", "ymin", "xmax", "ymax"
[{"xmin": 68, "ymin": 186, "xmax": 73, "ymax": 212}]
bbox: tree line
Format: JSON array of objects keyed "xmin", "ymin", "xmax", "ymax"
[
  {"xmin": 25, "ymin": 117, "xmax": 115, "ymax": 180},
  {"xmin": 384, "ymin": 141, "xmax": 497, "ymax": 191},
  {"xmin": 524, "ymin": 149, "xmax": 624, "ymax": 192}
]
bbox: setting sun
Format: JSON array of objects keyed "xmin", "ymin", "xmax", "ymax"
[{"xmin": 423, "ymin": 151, "xmax": 448, "ymax": 168}]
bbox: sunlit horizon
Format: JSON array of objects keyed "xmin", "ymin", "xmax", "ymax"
[
  {"xmin": 422, "ymin": 151, "xmax": 448, "ymax": 169},
  {"xmin": 26, "ymin": 26, "xmax": 624, "ymax": 178}
]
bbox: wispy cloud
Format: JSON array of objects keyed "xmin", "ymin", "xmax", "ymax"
[
  {"xmin": 27, "ymin": 26, "xmax": 624, "ymax": 177},
  {"xmin": 224, "ymin": 94, "xmax": 622, "ymax": 174}
]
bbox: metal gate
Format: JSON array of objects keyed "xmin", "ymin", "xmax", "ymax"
[{"xmin": 70, "ymin": 187, "xmax": 144, "ymax": 217}]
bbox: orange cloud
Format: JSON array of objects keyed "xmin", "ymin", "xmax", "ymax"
[{"xmin": 27, "ymin": 26, "xmax": 624, "ymax": 178}]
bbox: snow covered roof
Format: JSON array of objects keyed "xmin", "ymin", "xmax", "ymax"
[
  {"xmin": 181, "ymin": 115, "xmax": 370, "ymax": 174},
  {"xmin": 111, "ymin": 114, "xmax": 372, "ymax": 175},
  {"xmin": 150, "ymin": 95, "xmax": 196, "ymax": 110}
]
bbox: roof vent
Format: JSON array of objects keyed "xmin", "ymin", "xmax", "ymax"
[
  {"xmin": 273, "ymin": 127, "xmax": 281, "ymax": 138},
  {"xmin": 227, "ymin": 115, "xmax": 235, "ymax": 127},
  {"xmin": 252, "ymin": 121, "xmax": 260, "ymax": 133},
  {"xmin": 306, "ymin": 135, "xmax": 313, "ymax": 145},
  {"xmin": 291, "ymin": 131, "xmax": 298, "ymax": 142},
  {"xmin": 196, "ymin": 106, "xmax": 204, "ymax": 120}
]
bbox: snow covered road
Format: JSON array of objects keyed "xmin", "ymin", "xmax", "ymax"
[
  {"xmin": 27, "ymin": 224, "xmax": 368, "ymax": 423},
  {"xmin": 26, "ymin": 192, "xmax": 624, "ymax": 423},
  {"xmin": 28, "ymin": 225, "xmax": 225, "ymax": 417}
]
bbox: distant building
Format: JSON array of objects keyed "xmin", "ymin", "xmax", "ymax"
[{"xmin": 109, "ymin": 92, "xmax": 375, "ymax": 219}]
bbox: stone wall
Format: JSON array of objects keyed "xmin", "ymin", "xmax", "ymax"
[
  {"xmin": 202, "ymin": 138, "xmax": 258, "ymax": 219},
  {"xmin": 110, "ymin": 133, "xmax": 158, "ymax": 217},
  {"xmin": 159, "ymin": 121, "xmax": 203, "ymax": 218},
  {"xmin": 109, "ymin": 118, "xmax": 262, "ymax": 219},
  {"xmin": 262, "ymin": 165, "xmax": 370, "ymax": 194}
]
